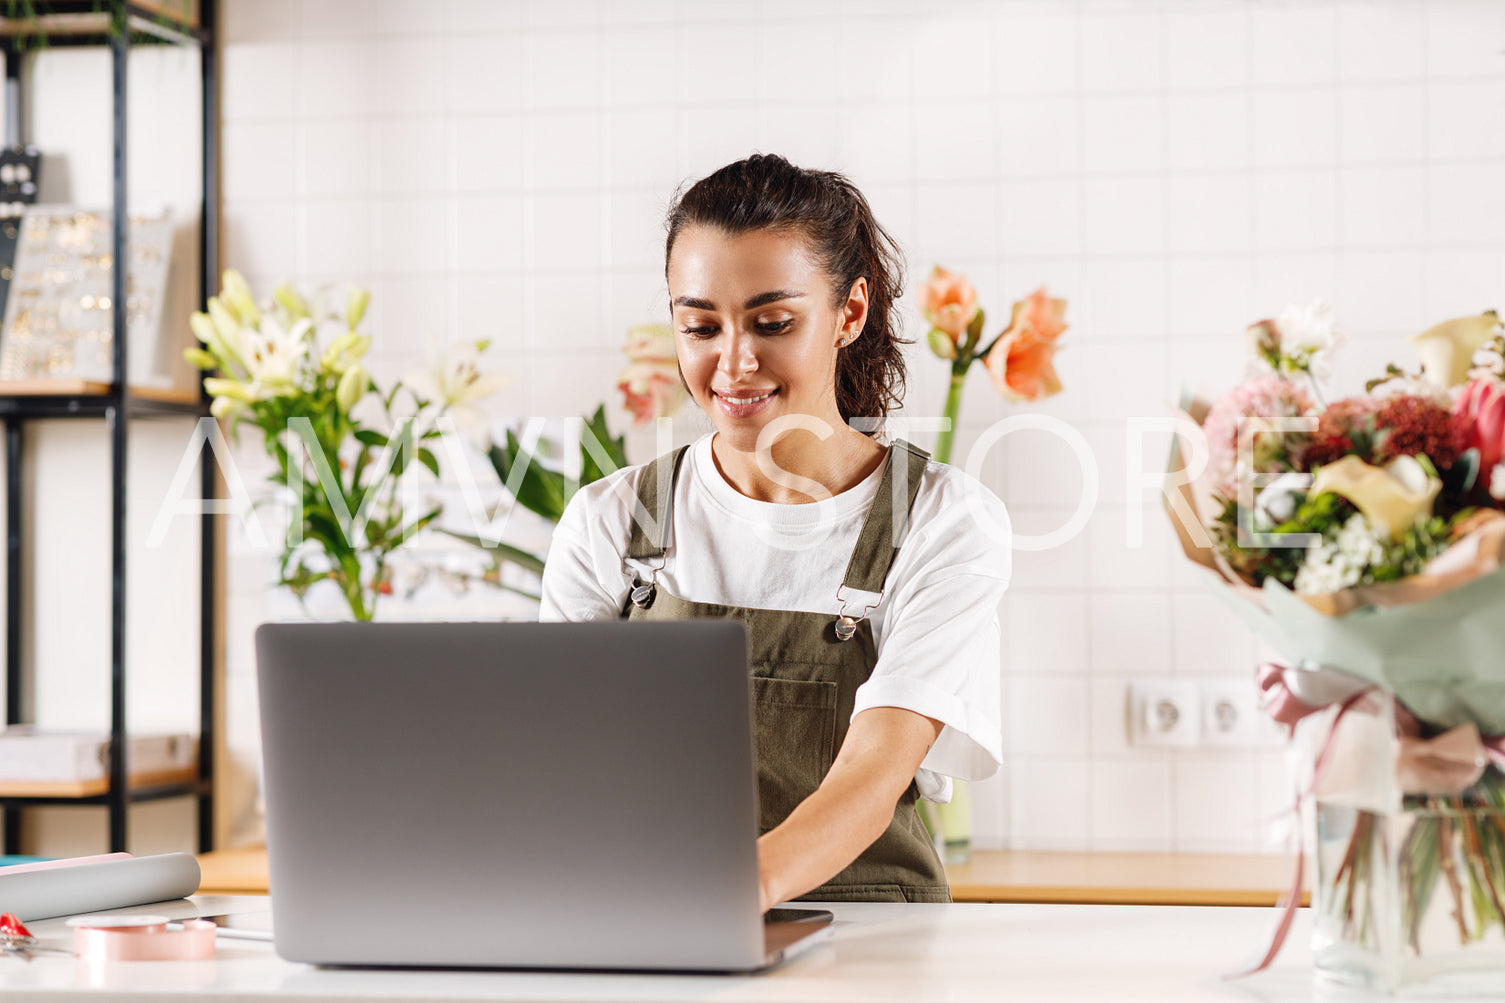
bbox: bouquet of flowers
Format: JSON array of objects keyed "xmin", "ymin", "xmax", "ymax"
[
  {"xmin": 186, "ymin": 270, "xmax": 502, "ymax": 621},
  {"xmin": 1166, "ymin": 302, "xmax": 1505, "ymax": 990}
]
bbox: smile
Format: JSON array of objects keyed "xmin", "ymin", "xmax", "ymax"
[{"xmin": 713, "ymin": 388, "xmax": 778, "ymax": 417}]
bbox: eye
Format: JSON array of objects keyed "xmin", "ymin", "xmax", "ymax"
[
  {"xmin": 681, "ymin": 324, "xmax": 718, "ymax": 339},
  {"xmin": 756, "ymin": 319, "xmax": 794, "ymax": 334}
]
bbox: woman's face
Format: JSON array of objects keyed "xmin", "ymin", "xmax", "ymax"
[{"xmin": 667, "ymin": 225, "xmax": 866, "ymax": 454}]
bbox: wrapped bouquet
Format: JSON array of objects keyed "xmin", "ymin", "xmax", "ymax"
[{"xmin": 1165, "ymin": 303, "xmax": 1505, "ymax": 991}]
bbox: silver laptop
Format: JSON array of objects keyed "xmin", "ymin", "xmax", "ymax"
[{"xmin": 255, "ymin": 620, "xmax": 833, "ymax": 972}]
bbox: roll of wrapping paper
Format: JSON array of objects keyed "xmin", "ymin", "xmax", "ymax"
[{"xmin": 0, "ymin": 853, "xmax": 200, "ymax": 922}]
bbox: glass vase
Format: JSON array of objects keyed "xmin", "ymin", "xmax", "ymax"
[{"xmin": 1312, "ymin": 775, "xmax": 1505, "ymax": 993}]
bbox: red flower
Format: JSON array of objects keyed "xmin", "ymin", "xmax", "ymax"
[{"xmin": 1373, "ymin": 395, "xmax": 1460, "ymax": 467}]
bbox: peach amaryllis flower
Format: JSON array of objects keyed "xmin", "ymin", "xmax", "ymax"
[
  {"xmin": 982, "ymin": 287, "xmax": 1068, "ymax": 403},
  {"xmin": 924, "ymin": 272, "xmax": 1070, "ymax": 464},
  {"xmin": 921, "ymin": 266, "xmax": 981, "ymax": 358}
]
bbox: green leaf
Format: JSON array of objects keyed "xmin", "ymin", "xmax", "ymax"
[
  {"xmin": 438, "ymin": 528, "xmax": 548, "ymax": 576},
  {"xmin": 354, "ymin": 429, "xmax": 388, "ymax": 448},
  {"xmin": 417, "ymin": 446, "xmax": 440, "ymax": 479},
  {"xmin": 499, "ymin": 428, "xmax": 567, "ymax": 522},
  {"xmin": 580, "ymin": 405, "xmax": 627, "ymax": 487}
]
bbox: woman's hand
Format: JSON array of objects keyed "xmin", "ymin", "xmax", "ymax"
[{"xmin": 756, "ymin": 706, "xmax": 944, "ymax": 908}]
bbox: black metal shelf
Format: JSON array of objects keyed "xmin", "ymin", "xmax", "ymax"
[
  {"xmin": 0, "ymin": 386, "xmax": 209, "ymax": 419},
  {"xmin": 0, "ymin": 0, "xmax": 217, "ymax": 856}
]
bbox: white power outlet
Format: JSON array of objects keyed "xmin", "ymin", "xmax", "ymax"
[
  {"xmin": 1129, "ymin": 681, "xmax": 1201, "ymax": 747},
  {"xmin": 1200, "ymin": 680, "xmax": 1264, "ymax": 747}
]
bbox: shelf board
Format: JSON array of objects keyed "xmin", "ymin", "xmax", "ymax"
[
  {"xmin": 0, "ymin": 3, "xmax": 201, "ymax": 44},
  {"xmin": 0, "ymin": 766, "xmax": 197, "ymax": 799},
  {"xmin": 0, "ymin": 379, "xmax": 201, "ymax": 406}
]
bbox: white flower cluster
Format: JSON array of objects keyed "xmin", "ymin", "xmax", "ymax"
[{"xmin": 1293, "ymin": 513, "xmax": 1387, "ymax": 595}]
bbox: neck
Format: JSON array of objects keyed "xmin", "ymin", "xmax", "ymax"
[{"xmin": 711, "ymin": 426, "xmax": 886, "ymax": 504}]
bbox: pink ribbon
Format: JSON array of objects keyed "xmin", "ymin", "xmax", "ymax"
[{"xmin": 1228, "ymin": 662, "xmax": 1505, "ymax": 979}]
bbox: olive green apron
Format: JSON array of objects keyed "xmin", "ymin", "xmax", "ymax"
[{"xmin": 620, "ymin": 440, "xmax": 950, "ymax": 903}]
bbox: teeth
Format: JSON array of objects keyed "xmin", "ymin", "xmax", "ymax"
[{"xmin": 722, "ymin": 393, "xmax": 771, "ymax": 406}]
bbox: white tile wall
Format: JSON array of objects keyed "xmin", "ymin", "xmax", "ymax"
[{"xmin": 148, "ymin": 0, "xmax": 1505, "ymax": 855}]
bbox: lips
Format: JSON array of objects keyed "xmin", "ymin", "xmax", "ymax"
[{"xmin": 713, "ymin": 387, "xmax": 778, "ymax": 418}]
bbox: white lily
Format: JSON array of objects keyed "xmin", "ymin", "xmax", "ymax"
[
  {"xmin": 405, "ymin": 341, "xmax": 508, "ymax": 448},
  {"xmin": 235, "ymin": 314, "xmax": 311, "ymax": 401}
]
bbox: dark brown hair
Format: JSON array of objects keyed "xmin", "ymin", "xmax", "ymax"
[{"xmin": 664, "ymin": 154, "xmax": 909, "ymax": 434}]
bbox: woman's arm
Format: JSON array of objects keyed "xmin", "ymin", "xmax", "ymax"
[{"xmin": 755, "ymin": 705, "xmax": 944, "ymax": 910}]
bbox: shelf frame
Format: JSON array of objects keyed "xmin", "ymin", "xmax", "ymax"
[{"xmin": 0, "ymin": 0, "xmax": 216, "ymax": 855}]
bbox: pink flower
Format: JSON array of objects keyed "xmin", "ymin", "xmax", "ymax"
[
  {"xmin": 1454, "ymin": 377, "xmax": 1505, "ymax": 478},
  {"xmin": 982, "ymin": 287, "xmax": 1068, "ymax": 403},
  {"xmin": 1202, "ymin": 374, "xmax": 1317, "ymax": 500},
  {"xmin": 617, "ymin": 324, "xmax": 685, "ymax": 426},
  {"xmin": 921, "ymin": 266, "xmax": 980, "ymax": 344}
]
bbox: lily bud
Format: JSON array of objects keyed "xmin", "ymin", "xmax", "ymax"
[
  {"xmin": 346, "ymin": 286, "xmax": 370, "ymax": 330},
  {"xmin": 274, "ymin": 283, "xmax": 310, "ymax": 320},
  {"xmin": 183, "ymin": 347, "xmax": 219, "ymax": 370},
  {"xmin": 189, "ymin": 311, "xmax": 216, "ymax": 345},
  {"xmin": 208, "ymin": 297, "xmax": 240, "ymax": 344},
  {"xmin": 209, "ymin": 396, "xmax": 241, "ymax": 419},
  {"xmin": 336, "ymin": 365, "xmax": 370, "ymax": 412},
  {"xmin": 203, "ymin": 377, "xmax": 256, "ymax": 403},
  {"xmin": 221, "ymin": 269, "xmax": 260, "ymax": 327},
  {"xmin": 321, "ymin": 331, "xmax": 360, "ymax": 372}
]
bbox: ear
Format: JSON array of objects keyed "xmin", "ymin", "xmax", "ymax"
[{"xmin": 837, "ymin": 276, "xmax": 869, "ymax": 348}]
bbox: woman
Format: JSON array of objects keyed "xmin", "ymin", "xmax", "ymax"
[{"xmin": 540, "ymin": 155, "xmax": 1010, "ymax": 907}]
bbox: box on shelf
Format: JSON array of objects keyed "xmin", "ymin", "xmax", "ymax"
[{"xmin": 0, "ymin": 726, "xmax": 194, "ymax": 782}]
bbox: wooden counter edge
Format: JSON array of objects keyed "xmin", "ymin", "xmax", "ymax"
[{"xmin": 198, "ymin": 846, "xmax": 1308, "ymax": 906}]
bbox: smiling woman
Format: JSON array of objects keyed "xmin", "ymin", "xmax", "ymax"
[{"xmin": 540, "ymin": 155, "xmax": 1012, "ymax": 909}]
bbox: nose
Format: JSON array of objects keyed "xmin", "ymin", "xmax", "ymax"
[{"xmin": 717, "ymin": 326, "xmax": 758, "ymax": 379}]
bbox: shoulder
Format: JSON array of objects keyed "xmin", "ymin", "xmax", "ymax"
[
  {"xmin": 556, "ymin": 437, "xmax": 702, "ymax": 538},
  {"xmin": 900, "ymin": 450, "xmax": 1012, "ymax": 582}
]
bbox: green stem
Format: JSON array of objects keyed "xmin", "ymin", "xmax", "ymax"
[{"xmin": 934, "ymin": 367, "xmax": 969, "ymax": 466}]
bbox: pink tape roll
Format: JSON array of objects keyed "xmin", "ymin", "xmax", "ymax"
[{"xmin": 66, "ymin": 914, "xmax": 216, "ymax": 962}]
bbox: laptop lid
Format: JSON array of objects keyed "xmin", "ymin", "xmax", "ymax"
[{"xmin": 256, "ymin": 620, "xmax": 778, "ymax": 972}]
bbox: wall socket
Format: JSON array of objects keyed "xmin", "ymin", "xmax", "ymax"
[{"xmin": 1128, "ymin": 680, "xmax": 1274, "ymax": 749}]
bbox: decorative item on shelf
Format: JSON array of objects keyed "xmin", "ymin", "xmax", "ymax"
[
  {"xmin": 0, "ymin": 205, "xmax": 172, "ymax": 384},
  {"xmin": 185, "ymin": 269, "xmax": 503, "ymax": 622},
  {"xmin": 1164, "ymin": 302, "xmax": 1505, "ymax": 991},
  {"xmin": 0, "ymin": 145, "xmax": 42, "ymax": 321},
  {"xmin": 917, "ymin": 266, "xmax": 1070, "ymax": 865}
]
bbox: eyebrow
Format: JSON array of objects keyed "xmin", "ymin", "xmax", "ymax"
[{"xmin": 672, "ymin": 290, "xmax": 806, "ymax": 311}]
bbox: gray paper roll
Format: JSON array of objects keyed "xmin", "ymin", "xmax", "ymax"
[{"xmin": 0, "ymin": 853, "xmax": 201, "ymax": 921}]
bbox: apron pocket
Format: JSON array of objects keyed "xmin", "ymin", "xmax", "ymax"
[{"xmin": 751, "ymin": 676, "xmax": 838, "ymax": 832}]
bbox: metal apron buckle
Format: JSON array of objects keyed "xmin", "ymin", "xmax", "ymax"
[
  {"xmin": 833, "ymin": 585, "xmax": 883, "ymax": 642},
  {"xmin": 628, "ymin": 557, "xmax": 665, "ymax": 609}
]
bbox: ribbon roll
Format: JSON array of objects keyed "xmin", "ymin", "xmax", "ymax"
[{"xmin": 66, "ymin": 914, "xmax": 216, "ymax": 962}]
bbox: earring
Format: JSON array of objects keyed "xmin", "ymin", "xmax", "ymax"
[{"xmin": 837, "ymin": 337, "xmax": 850, "ymax": 348}]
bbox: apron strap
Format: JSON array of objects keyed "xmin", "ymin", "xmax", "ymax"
[
  {"xmin": 625, "ymin": 445, "xmax": 690, "ymax": 561},
  {"xmin": 840, "ymin": 440, "xmax": 931, "ymax": 595}
]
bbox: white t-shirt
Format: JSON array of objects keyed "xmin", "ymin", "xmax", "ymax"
[{"xmin": 538, "ymin": 433, "xmax": 1012, "ymax": 800}]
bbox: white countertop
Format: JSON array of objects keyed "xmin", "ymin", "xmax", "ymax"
[{"xmin": 0, "ymin": 894, "xmax": 1492, "ymax": 1002}]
